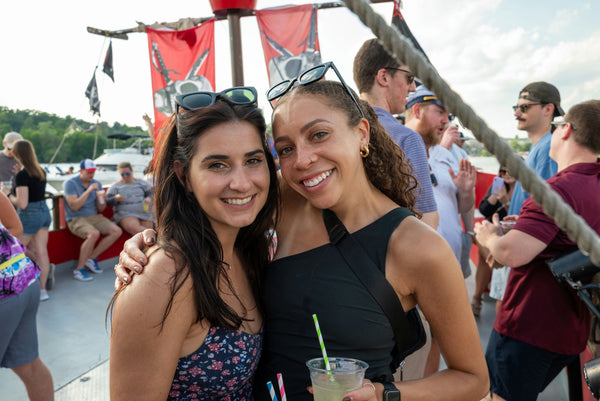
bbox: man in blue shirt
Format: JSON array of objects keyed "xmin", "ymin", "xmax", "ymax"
[
  {"xmin": 64, "ymin": 159, "xmax": 122, "ymax": 281},
  {"xmin": 508, "ymin": 81, "xmax": 562, "ymax": 216},
  {"xmin": 353, "ymin": 39, "xmax": 438, "ymax": 229},
  {"xmin": 487, "ymin": 82, "xmax": 562, "ymax": 313}
]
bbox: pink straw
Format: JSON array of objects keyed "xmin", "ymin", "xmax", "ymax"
[{"xmin": 277, "ymin": 373, "xmax": 288, "ymax": 401}]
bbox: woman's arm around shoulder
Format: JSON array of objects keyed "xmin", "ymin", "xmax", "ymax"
[
  {"xmin": 110, "ymin": 247, "xmax": 198, "ymax": 401},
  {"xmin": 385, "ymin": 217, "xmax": 489, "ymax": 400}
]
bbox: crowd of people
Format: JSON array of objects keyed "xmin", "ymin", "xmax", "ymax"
[
  {"xmin": 0, "ymin": 131, "xmax": 156, "ymax": 400},
  {"xmin": 2, "ymin": 36, "xmax": 599, "ymax": 401}
]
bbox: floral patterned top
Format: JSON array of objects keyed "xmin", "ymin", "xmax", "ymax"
[
  {"xmin": 0, "ymin": 221, "xmax": 38, "ymax": 300},
  {"xmin": 167, "ymin": 325, "xmax": 263, "ymax": 401}
]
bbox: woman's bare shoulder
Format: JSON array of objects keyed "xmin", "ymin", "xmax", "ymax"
[{"xmin": 388, "ymin": 216, "xmax": 455, "ymax": 276}]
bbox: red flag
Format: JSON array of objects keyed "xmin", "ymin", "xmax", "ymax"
[
  {"xmin": 256, "ymin": 4, "xmax": 322, "ymax": 87},
  {"xmin": 146, "ymin": 20, "xmax": 215, "ymax": 139}
]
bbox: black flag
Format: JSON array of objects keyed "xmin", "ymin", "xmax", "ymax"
[
  {"xmin": 85, "ymin": 69, "xmax": 101, "ymax": 116},
  {"xmin": 391, "ymin": 0, "xmax": 431, "ymax": 63},
  {"xmin": 103, "ymin": 41, "xmax": 114, "ymax": 82}
]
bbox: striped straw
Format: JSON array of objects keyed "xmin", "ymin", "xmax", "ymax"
[
  {"xmin": 312, "ymin": 313, "xmax": 332, "ymax": 375},
  {"xmin": 267, "ymin": 381, "xmax": 279, "ymax": 401},
  {"xmin": 277, "ymin": 373, "xmax": 288, "ymax": 401}
]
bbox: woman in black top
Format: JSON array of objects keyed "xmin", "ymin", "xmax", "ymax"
[
  {"xmin": 8, "ymin": 140, "xmax": 52, "ymax": 301},
  {"xmin": 117, "ymin": 69, "xmax": 490, "ymax": 400},
  {"xmin": 471, "ymin": 167, "xmax": 516, "ymax": 315}
]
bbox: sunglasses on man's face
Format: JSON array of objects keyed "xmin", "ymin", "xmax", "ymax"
[
  {"xmin": 175, "ymin": 87, "xmax": 258, "ymax": 113},
  {"xmin": 512, "ymin": 103, "xmax": 542, "ymax": 113},
  {"xmin": 121, "ymin": 172, "xmax": 131, "ymax": 177},
  {"xmin": 383, "ymin": 66, "xmax": 415, "ymax": 86},
  {"xmin": 266, "ymin": 61, "xmax": 365, "ymax": 118}
]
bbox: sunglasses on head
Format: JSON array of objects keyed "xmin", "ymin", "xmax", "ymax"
[
  {"xmin": 266, "ymin": 61, "xmax": 365, "ymax": 118},
  {"xmin": 175, "ymin": 87, "xmax": 258, "ymax": 113},
  {"xmin": 383, "ymin": 66, "xmax": 415, "ymax": 85},
  {"xmin": 121, "ymin": 172, "xmax": 131, "ymax": 177},
  {"xmin": 512, "ymin": 103, "xmax": 543, "ymax": 113}
]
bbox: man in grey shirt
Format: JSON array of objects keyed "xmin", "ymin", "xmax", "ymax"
[{"xmin": 0, "ymin": 131, "xmax": 23, "ymax": 183}]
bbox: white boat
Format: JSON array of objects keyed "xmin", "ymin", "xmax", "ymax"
[{"xmin": 45, "ymin": 134, "xmax": 153, "ymax": 192}]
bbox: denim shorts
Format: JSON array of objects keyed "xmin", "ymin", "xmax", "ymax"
[{"xmin": 18, "ymin": 200, "xmax": 51, "ymax": 235}]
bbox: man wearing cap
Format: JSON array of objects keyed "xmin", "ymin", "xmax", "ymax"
[
  {"xmin": 475, "ymin": 100, "xmax": 600, "ymax": 400},
  {"xmin": 486, "ymin": 82, "xmax": 562, "ymax": 322},
  {"xmin": 353, "ymin": 39, "xmax": 438, "ymax": 229},
  {"xmin": 405, "ymin": 85, "xmax": 476, "ymax": 376},
  {"xmin": 508, "ymin": 81, "xmax": 561, "ymax": 217},
  {"xmin": 405, "ymin": 86, "xmax": 476, "ymax": 261},
  {"xmin": 63, "ymin": 159, "xmax": 122, "ymax": 281},
  {"xmin": 0, "ymin": 131, "xmax": 23, "ymax": 182}
]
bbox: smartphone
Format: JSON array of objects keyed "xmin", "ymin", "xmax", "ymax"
[{"xmin": 491, "ymin": 177, "xmax": 505, "ymax": 194}]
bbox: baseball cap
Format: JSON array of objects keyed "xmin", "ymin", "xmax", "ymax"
[
  {"xmin": 519, "ymin": 81, "xmax": 564, "ymax": 117},
  {"xmin": 79, "ymin": 158, "xmax": 97, "ymax": 172},
  {"xmin": 4, "ymin": 132, "xmax": 23, "ymax": 150},
  {"xmin": 406, "ymin": 85, "xmax": 446, "ymax": 110}
]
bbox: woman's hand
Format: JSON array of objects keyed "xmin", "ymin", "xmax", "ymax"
[
  {"xmin": 342, "ymin": 380, "xmax": 379, "ymax": 401},
  {"xmin": 113, "ymin": 229, "xmax": 157, "ymax": 290}
]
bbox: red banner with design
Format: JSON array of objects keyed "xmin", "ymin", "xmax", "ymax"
[
  {"xmin": 255, "ymin": 4, "xmax": 322, "ymax": 87},
  {"xmin": 146, "ymin": 20, "xmax": 215, "ymax": 139}
]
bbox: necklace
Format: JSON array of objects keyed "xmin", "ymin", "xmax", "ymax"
[{"xmin": 222, "ymin": 261, "xmax": 232, "ymax": 270}]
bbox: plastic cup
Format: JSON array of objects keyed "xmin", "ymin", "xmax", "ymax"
[
  {"xmin": 307, "ymin": 357, "xmax": 368, "ymax": 401},
  {"xmin": 0, "ymin": 181, "xmax": 11, "ymax": 195},
  {"xmin": 97, "ymin": 190, "xmax": 106, "ymax": 204},
  {"xmin": 500, "ymin": 220, "xmax": 516, "ymax": 233}
]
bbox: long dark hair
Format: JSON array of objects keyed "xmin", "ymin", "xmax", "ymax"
[
  {"xmin": 274, "ymin": 80, "xmax": 418, "ymax": 214},
  {"xmin": 110, "ymin": 99, "xmax": 279, "ymax": 331}
]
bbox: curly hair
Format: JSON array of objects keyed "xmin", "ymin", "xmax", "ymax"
[{"xmin": 274, "ymin": 80, "xmax": 418, "ymax": 214}]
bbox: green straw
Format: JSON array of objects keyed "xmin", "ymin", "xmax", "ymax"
[{"xmin": 312, "ymin": 313, "xmax": 332, "ymax": 376}]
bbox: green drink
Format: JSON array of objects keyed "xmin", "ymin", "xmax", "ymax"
[{"xmin": 307, "ymin": 357, "xmax": 368, "ymax": 401}]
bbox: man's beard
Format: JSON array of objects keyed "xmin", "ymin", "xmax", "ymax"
[{"xmin": 421, "ymin": 128, "xmax": 441, "ymax": 148}]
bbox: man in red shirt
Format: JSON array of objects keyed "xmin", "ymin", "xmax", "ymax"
[{"xmin": 475, "ymin": 99, "xmax": 600, "ymax": 401}]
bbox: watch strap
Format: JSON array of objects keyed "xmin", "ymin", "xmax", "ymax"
[{"xmin": 383, "ymin": 381, "xmax": 401, "ymax": 401}]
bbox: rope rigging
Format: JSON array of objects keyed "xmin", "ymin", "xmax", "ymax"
[{"xmin": 341, "ymin": 0, "xmax": 600, "ymax": 266}]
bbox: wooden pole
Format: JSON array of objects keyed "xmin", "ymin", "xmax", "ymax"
[{"xmin": 227, "ymin": 10, "xmax": 244, "ymax": 86}]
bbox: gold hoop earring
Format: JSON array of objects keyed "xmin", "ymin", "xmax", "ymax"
[{"xmin": 360, "ymin": 144, "xmax": 370, "ymax": 158}]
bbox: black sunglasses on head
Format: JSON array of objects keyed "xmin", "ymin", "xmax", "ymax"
[
  {"xmin": 266, "ymin": 61, "xmax": 364, "ymax": 118},
  {"xmin": 175, "ymin": 87, "xmax": 258, "ymax": 112}
]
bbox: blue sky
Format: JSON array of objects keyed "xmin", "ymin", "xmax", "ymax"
[{"xmin": 1, "ymin": 0, "xmax": 598, "ymax": 142}]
